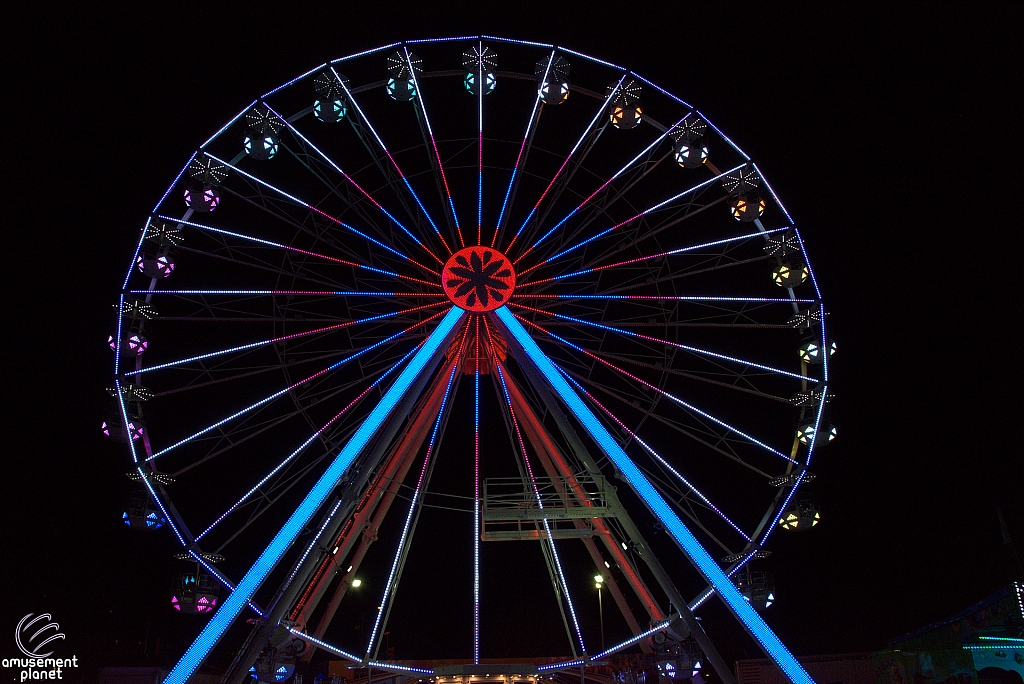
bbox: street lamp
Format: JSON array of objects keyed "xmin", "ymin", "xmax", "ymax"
[
  {"xmin": 351, "ymin": 578, "xmax": 362, "ymax": 588},
  {"xmin": 594, "ymin": 575, "xmax": 604, "ymax": 652}
]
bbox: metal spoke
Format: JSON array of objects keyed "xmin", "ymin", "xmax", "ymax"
[{"xmin": 336, "ymin": 68, "xmax": 453, "ymax": 255}]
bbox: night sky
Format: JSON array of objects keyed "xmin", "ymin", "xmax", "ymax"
[{"xmin": 3, "ymin": 2, "xmax": 1020, "ymax": 681}]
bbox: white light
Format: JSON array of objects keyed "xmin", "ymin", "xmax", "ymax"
[
  {"xmin": 347, "ymin": 565, "xmax": 353, "ymax": 572},
  {"xmin": 604, "ymin": 561, "xmax": 610, "ymax": 568},
  {"xmin": 621, "ymin": 542, "xmax": 628, "ymax": 550},
  {"xmin": 351, "ymin": 578, "xmax": 362, "ymax": 588},
  {"xmin": 331, "ymin": 546, "xmax": 339, "ymax": 555},
  {"xmin": 594, "ymin": 575, "xmax": 604, "ymax": 583}
]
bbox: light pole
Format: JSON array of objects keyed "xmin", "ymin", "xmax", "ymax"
[{"xmin": 594, "ymin": 575, "xmax": 605, "ymax": 652}]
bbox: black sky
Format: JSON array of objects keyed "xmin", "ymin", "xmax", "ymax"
[{"xmin": 3, "ymin": 1, "xmax": 1021, "ymax": 679}]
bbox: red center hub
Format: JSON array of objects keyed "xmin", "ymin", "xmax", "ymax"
[{"xmin": 442, "ymin": 246, "xmax": 516, "ymax": 312}]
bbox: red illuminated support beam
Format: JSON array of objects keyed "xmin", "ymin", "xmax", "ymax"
[
  {"xmin": 492, "ymin": 353, "xmax": 665, "ymax": 636},
  {"xmin": 298, "ymin": 353, "xmax": 463, "ymax": 655}
]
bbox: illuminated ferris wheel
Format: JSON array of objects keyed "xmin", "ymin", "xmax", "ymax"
[{"xmin": 106, "ymin": 36, "xmax": 835, "ymax": 684}]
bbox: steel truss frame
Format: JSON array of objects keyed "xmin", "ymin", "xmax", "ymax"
[{"xmin": 112, "ymin": 36, "xmax": 832, "ymax": 684}]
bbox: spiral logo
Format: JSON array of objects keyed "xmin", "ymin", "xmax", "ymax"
[{"xmin": 15, "ymin": 614, "xmax": 65, "ymax": 658}]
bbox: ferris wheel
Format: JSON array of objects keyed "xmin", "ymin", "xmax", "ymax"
[{"xmin": 106, "ymin": 36, "xmax": 835, "ymax": 684}]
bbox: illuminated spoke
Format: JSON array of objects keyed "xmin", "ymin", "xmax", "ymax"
[
  {"xmin": 195, "ymin": 347, "xmax": 420, "ymax": 541},
  {"xmin": 519, "ymin": 114, "xmax": 689, "ymax": 261},
  {"xmin": 262, "ymin": 103, "xmax": 445, "ymax": 268},
  {"xmin": 512, "ymin": 304, "xmax": 811, "ymax": 382},
  {"xmin": 521, "ymin": 227, "xmax": 788, "ymax": 287},
  {"xmin": 518, "ymin": 163, "xmax": 746, "ymax": 276},
  {"xmin": 507, "ymin": 73, "xmax": 629, "ymax": 254},
  {"xmin": 473, "ymin": 317, "xmax": 481, "ymax": 663},
  {"xmin": 494, "ymin": 362, "xmax": 587, "ymax": 655},
  {"xmin": 405, "ymin": 47, "xmax": 464, "ymax": 248},
  {"xmin": 365, "ymin": 324, "xmax": 469, "ymax": 657},
  {"xmin": 560, "ymin": 371, "xmax": 753, "ymax": 541},
  {"xmin": 137, "ymin": 289, "xmax": 443, "ymax": 298},
  {"xmin": 202, "ymin": 154, "xmax": 444, "ymax": 272},
  {"xmin": 516, "ymin": 314, "xmax": 796, "ymax": 463},
  {"xmin": 335, "ymin": 68, "xmax": 452, "ymax": 255},
  {"xmin": 145, "ymin": 310, "xmax": 446, "ymax": 461},
  {"xmin": 127, "ymin": 303, "xmax": 444, "ymax": 376},
  {"xmin": 491, "ymin": 50, "xmax": 554, "ymax": 246}
]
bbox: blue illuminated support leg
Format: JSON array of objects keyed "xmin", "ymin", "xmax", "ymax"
[
  {"xmin": 162, "ymin": 306, "xmax": 465, "ymax": 684},
  {"xmin": 493, "ymin": 306, "xmax": 815, "ymax": 684}
]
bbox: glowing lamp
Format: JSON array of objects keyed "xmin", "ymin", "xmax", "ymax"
[{"xmin": 729, "ymin": 193, "xmax": 766, "ymax": 222}]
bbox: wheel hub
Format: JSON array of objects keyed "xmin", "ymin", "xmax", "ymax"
[{"xmin": 442, "ymin": 246, "xmax": 516, "ymax": 312}]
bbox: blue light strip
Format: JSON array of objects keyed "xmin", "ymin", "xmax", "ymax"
[
  {"xmin": 561, "ymin": 372, "xmax": 751, "ymax": 542},
  {"xmin": 494, "ymin": 307, "xmax": 815, "ymax": 684},
  {"xmin": 595, "ymin": 619, "xmax": 674, "ymax": 659},
  {"xmin": 530, "ymin": 226, "xmax": 784, "ymax": 284},
  {"xmin": 259, "ymin": 104, "xmax": 434, "ymax": 262},
  {"xmin": 751, "ymin": 163, "xmax": 794, "ymax": 226},
  {"xmin": 494, "ymin": 50, "xmax": 553, "ymax": 239},
  {"xmin": 406, "ymin": 35, "xmax": 479, "ymax": 44},
  {"xmin": 163, "ymin": 307, "xmax": 464, "ymax": 684},
  {"xmin": 404, "ymin": 47, "xmax": 462, "ymax": 242},
  {"xmin": 143, "ymin": 311, "xmax": 442, "ymax": 462},
  {"xmin": 122, "ymin": 217, "xmax": 155, "ymax": 290},
  {"xmin": 696, "ymin": 111, "xmax": 749, "ymax": 161},
  {"xmin": 127, "ymin": 303, "xmax": 439, "ymax": 377},
  {"xmin": 481, "ymin": 35, "xmax": 553, "ymax": 48},
  {"xmin": 334, "ymin": 69, "xmax": 446, "ymax": 244},
  {"xmin": 528, "ymin": 116, "xmax": 688, "ymax": 253},
  {"xmin": 557, "ymin": 46, "xmax": 623, "ymax": 70},
  {"xmin": 631, "ymin": 72, "xmax": 693, "ymax": 109},
  {"xmin": 473, "ymin": 320, "xmax": 481, "ymax": 663},
  {"xmin": 201, "ymin": 101, "xmax": 256, "ymax": 150},
  {"xmin": 157, "ymin": 214, "xmax": 423, "ymax": 282},
  {"xmin": 520, "ymin": 318, "xmax": 794, "ymax": 462},
  {"xmin": 511, "ymin": 74, "xmax": 628, "ymax": 245}
]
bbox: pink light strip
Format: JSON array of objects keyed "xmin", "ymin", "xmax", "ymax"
[
  {"xmin": 508, "ymin": 73, "xmax": 630, "ymax": 255},
  {"xmin": 142, "ymin": 311, "xmax": 446, "ymax": 462},
  {"xmin": 511, "ymin": 303, "xmax": 810, "ymax": 381},
  {"xmin": 127, "ymin": 302, "xmax": 442, "ymax": 377},
  {"xmin": 195, "ymin": 347, "xmax": 419, "ymax": 540},
  {"xmin": 561, "ymin": 371, "xmax": 752, "ymax": 541},
  {"xmin": 159, "ymin": 214, "xmax": 439, "ymax": 287},
  {"xmin": 519, "ymin": 163, "xmax": 746, "ymax": 274}
]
